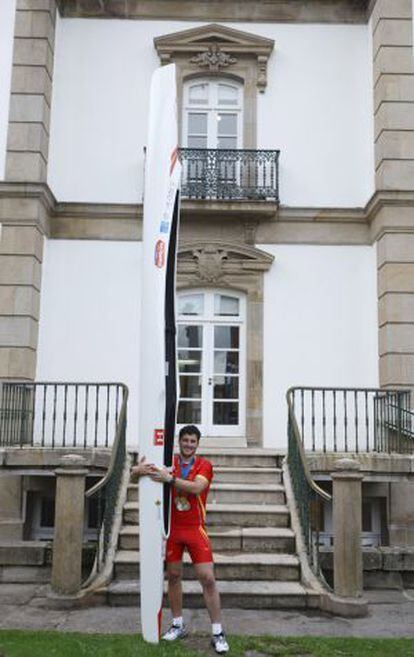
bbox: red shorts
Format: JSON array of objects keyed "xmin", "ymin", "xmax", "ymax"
[{"xmin": 166, "ymin": 525, "xmax": 213, "ymax": 564}]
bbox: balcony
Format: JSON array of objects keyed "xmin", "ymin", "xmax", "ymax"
[{"xmin": 179, "ymin": 148, "xmax": 280, "ymax": 208}]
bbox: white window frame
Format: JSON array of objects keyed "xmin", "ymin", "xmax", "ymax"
[{"xmin": 183, "ymin": 78, "xmax": 243, "ymax": 150}]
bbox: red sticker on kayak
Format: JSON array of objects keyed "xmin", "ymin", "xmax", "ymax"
[
  {"xmin": 154, "ymin": 429, "xmax": 164, "ymax": 446},
  {"xmin": 154, "ymin": 239, "xmax": 165, "ymax": 268}
]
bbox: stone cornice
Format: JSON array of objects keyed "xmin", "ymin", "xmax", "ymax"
[
  {"xmin": 1, "ymin": 182, "xmax": 414, "ymax": 245},
  {"xmin": 154, "ymin": 23, "xmax": 274, "ymax": 93},
  {"xmin": 56, "ymin": 1, "xmax": 369, "ymax": 24}
]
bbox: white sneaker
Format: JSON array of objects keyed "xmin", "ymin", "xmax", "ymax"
[
  {"xmin": 211, "ymin": 632, "xmax": 229, "ymax": 654},
  {"xmin": 162, "ymin": 623, "xmax": 188, "ymax": 641}
]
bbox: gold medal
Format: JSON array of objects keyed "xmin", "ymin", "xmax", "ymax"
[{"xmin": 175, "ymin": 495, "xmax": 191, "ymax": 512}]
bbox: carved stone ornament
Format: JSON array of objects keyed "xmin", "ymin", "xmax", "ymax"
[
  {"xmin": 193, "ymin": 246, "xmax": 228, "ymax": 283},
  {"xmin": 190, "ymin": 45, "xmax": 237, "ymax": 72},
  {"xmin": 154, "ymin": 24, "xmax": 274, "ymax": 93}
]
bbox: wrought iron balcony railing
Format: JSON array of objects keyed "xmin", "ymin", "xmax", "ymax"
[{"xmin": 179, "ymin": 148, "xmax": 280, "ymax": 202}]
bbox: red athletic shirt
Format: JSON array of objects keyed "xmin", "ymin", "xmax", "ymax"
[{"xmin": 171, "ymin": 455, "xmax": 213, "ymax": 528}]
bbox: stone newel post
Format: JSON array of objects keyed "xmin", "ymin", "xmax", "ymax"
[
  {"xmin": 51, "ymin": 455, "xmax": 89, "ymax": 596},
  {"xmin": 332, "ymin": 458, "xmax": 363, "ymax": 598}
]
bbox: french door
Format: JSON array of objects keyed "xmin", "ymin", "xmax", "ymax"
[
  {"xmin": 182, "ymin": 79, "xmax": 243, "ymax": 197},
  {"xmin": 177, "ymin": 290, "xmax": 246, "ymax": 437}
]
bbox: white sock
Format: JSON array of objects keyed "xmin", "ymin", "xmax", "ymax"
[
  {"xmin": 212, "ymin": 623, "xmax": 222, "ymax": 636},
  {"xmin": 173, "ymin": 616, "xmax": 183, "ymax": 627}
]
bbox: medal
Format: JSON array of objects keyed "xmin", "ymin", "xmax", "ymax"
[
  {"xmin": 174, "ymin": 496, "xmax": 191, "ymax": 512},
  {"xmin": 173, "ymin": 456, "xmax": 195, "ymax": 512}
]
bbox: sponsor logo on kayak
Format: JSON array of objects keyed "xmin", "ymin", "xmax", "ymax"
[
  {"xmin": 153, "ymin": 429, "xmax": 164, "ymax": 446},
  {"xmin": 159, "ymin": 220, "xmax": 169, "ymax": 234},
  {"xmin": 154, "ymin": 239, "xmax": 165, "ymax": 268},
  {"xmin": 170, "ymin": 146, "xmax": 178, "ymax": 175}
]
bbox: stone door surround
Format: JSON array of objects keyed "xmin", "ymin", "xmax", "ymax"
[{"xmin": 177, "ymin": 240, "xmax": 274, "ymax": 446}]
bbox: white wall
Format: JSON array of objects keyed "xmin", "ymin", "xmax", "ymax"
[
  {"xmin": 36, "ymin": 240, "xmax": 142, "ymax": 447},
  {"xmin": 48, "ymin": 18, "xmax": 374, "ymax": 207},
  {"xmin": 0, "ymin": 0, "xmax": 16, "ymax": 180},
  {"xmin": 262, "ymin": 244, "xmax": 379, "ymax": 448}
]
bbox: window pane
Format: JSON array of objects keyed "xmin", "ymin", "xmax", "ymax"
[
  {"xmin": 178, "ymin": 294, "xmax": 204, "ymax": 316},
  {"xmin": 189, "ymin": 83, "xmax": 209, "ymax": 105},
  {"xmin": 214, "ymin": 326, "xmax": 239, "ymax": 349},
  {"xmin": 87, "ymin": 497, "xmax": 99, "ymax": 529},
  {"xmin": 214, "ymin": 294, "xmax": 239, "ymax": 316},
  {"xmin": 214, "ymin": 376, "xmax": 239, "ymax": 399},
  {"xmin": 178, "ymin": 350, "xmax": 202, "ymax": 373},
  {"xmin": 218, "ymin": 137, "xmax": 237, "ymax": 150},
  {"xmin": 180, "ymin": 375, "xmax": 202, "ymax": 399},
  {"xmin": 218, "ymin": 114, "xmax": 237, "ymax": 135},
  {"xmin": 178, "ymin": 401, "xmax": 201, "ymax": 424},
  {"xmin": 214, "ymin": 351, "xmax": 239, "ymax": 374},
  {"xmin": 188, "ymin": 113, "xmax": 207, "ymax": 135},
  {"xmin": 40, "ymin": 497, "xmax": 55, "ymax": 527},
  {"xmin": 178, "ymin": 325, "xmax": 202, "ymax": 349},
  {"xmin": 218, "ymin": 84, "xmax": 239, "ymax": 105},
  {"xmin": 213, "ymin": 401, "xmax": 238, "ymax": 425},
  {"xmin": 188, "ymin": 136, "xmax": 208, "ymax": 149}
]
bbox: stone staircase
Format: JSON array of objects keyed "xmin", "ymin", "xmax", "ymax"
[{"xmin": 107, "ymin": 449, "xmax": 320, "ymax": 609}]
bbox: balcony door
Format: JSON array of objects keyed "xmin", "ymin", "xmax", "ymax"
[
  {"xmin": 177, "ymin": 290, "xmax": 246, "ymax": 438},
  {"xmin": 183, "ymin": 79, "xmax": 243, "ymax": 197},
  {"xmin": 183, "ymin": 79, "xmax": 243, "ymax": 150}
]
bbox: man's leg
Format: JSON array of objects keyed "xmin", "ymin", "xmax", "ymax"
[
  {"xmin": 193, "ymin": 562, "xmax": 221, "ymax": 623},
  {"xmin": 166, "ymin": 561, "xmax": 183, "ymax": 618}
]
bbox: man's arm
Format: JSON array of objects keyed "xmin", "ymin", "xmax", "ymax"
[
  {"xmin": 150, "ymin": 466, "xmax": 208, "ymax": 495},
  {"xmin": 130, "ymin": 456, "xmax": 156, "ymax": 481}
]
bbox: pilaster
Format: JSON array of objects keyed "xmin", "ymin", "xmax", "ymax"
[
  {"xmin": 371, "ymin": 0, "xmax": 414, "ymax": 392},
  {"xmin": 0, "ymin": 0, "xmax": 57, "ymax": 380},
  {"xmin": 5, "ymin": 0, "xmax": 56, "ymax": 184}
]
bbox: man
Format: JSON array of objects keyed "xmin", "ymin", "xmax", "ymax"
[{"xmin": 132, "ymin": 424, "xmax": 229, "ymax": 654}]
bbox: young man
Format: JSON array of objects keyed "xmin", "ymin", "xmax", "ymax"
[{"xmin": 132, "ymin": 424, "xmax": 229, "ymax": 654}]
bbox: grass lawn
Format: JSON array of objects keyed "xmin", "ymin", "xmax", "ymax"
[{"xmin": 0, "ymin": 631, "xmax": 414, "ymax": 657}]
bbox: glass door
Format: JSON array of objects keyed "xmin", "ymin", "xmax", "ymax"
[{"xmin": 177, "ymin": 290, "xmax": 245, "ymax": 437}]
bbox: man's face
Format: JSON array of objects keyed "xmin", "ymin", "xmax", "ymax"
[{"xmin": 178, "ymin": 433, "xmax": 199, "ymax": 460}]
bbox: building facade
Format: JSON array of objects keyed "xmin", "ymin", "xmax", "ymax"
[{"xmin": 0, "ymin": 0, "xmax": 413, "ymax": 585}]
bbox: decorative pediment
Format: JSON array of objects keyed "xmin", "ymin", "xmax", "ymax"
[
  {"xmin": 154, "ymin": 24, "xmax": 274, "ymax": 92},
  {"xmin": 177, "ymin": 241, "xmax": 274, "ymax": 284}
]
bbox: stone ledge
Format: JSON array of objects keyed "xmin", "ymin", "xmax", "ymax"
[
  {"xmin": 1, "ymin": 447, "xmax": 111, "ymax": 469},
  {"xmin": 0, "ymin": 540, "xmax": 49, "ymax": 566},
  {"xmin": 56, "ymin": 0, "xmax": 369, "ymax": 24},
  {"xmin": 320, "ymin": 546, "xmax": 414, "ymax": 571},
  {"xmin": 308, "ymin": 452, "xmax": 414, "ymax": 476}
]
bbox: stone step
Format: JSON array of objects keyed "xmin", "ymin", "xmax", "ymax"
[
  {"xmin": 213, "ymin": 467, "xmax": 282, "ymax": 484},
  {"xmin": 113, "ymin": 550, "xmax": 300, "ymax": 582},
  {"xmin": 0, "ymin": 565, "xmax": 51, "ymax": 584},
  {"xmin": 119, "ymin": 525, "xmax": 295, "ymax": 553},
  {"xmin": 123, "ymin": 502, "xmax": 290, "ymax": 528},
  {"xmin": 129, "ymin": 449, "xmax": 282, "ymax": 470},
  {"xmin": 107, "ymin": 579, "xmax": 319, "ymax": 609},
  {"xmin": 0, "ymin": 541, "xmax": 48, "ymax": 566},
  {"xmin": 197, "ymin": 449, "xmax": 282, "ymax": 468},
  {"xmin": 126, "ymin": 483, "xmax": 285, "ymax": 505}
]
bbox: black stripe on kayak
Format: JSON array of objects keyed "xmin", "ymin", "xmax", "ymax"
[{"xmin": 163, "ymin": 191, "xmax": 180, "ymax": 535}]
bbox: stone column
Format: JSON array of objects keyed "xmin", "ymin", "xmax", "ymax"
[
  {"xmin": 0, "ymin": 0, "xmax": 57, "ymax": 379},
  {"xmin": 370, "ymin": 0, "xmax": 414, "ymax": 394},
  {"xmin": 332, "ymin": 458, "xmax": 364, "ymax": 598},
  {"xmin": 51, "ymin": 455, "xmax": 88, "ymax": 596}
]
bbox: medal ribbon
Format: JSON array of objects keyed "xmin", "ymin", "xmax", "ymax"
[{"xmin": 179, "ymin": 457, "xmax": 194, "ymax": 480}]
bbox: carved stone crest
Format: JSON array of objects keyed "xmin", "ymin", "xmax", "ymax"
[
  {"xmin": 190, "ymin": 44, "xmax": 237, "ymax": 72},
  {"xmin": 193, "ymin": 246, "xmax": 227, "ymax": 282}
]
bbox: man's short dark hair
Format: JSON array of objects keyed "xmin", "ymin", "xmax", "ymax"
[{"xmin": 179, "ymin": 425, "xmax": 201, "ymax": 442}]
